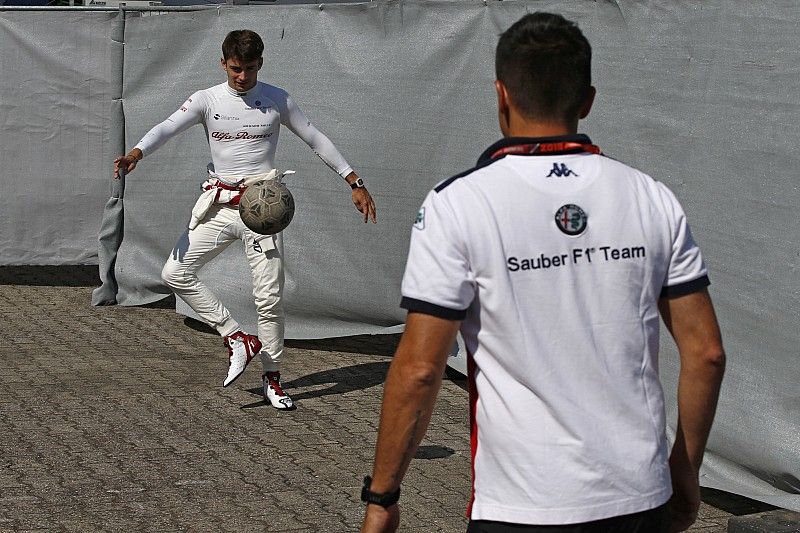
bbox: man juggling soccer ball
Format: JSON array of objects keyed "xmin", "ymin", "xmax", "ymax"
[{"xmin": 113, "ymin": 30, "xmax": 377, "ymax": 410}]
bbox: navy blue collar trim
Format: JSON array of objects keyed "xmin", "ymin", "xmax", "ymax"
[
  {"xmin": 477, "ymin": 134, "xmax": 594, "ymax": 165},
  {"xmin": 434, "ymin": 156, "xmax": 497, "ymax": 193},
  {"xmin": 434, "ymin": 134, "xmax": 596, "ymax": 194}
]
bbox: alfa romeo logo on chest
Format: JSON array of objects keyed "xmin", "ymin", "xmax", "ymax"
[{"xmin": 555, "ymin": 204, "xmax": 588, "ymax": 236}]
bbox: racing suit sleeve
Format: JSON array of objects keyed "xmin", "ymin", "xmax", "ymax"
[
  {"xmin": 278, "ymin": 94, "xmax": 354, "ymax": 178},
  {"xmin": 134, "ymin": 92, "xmax": 206, "ymax": 157}
]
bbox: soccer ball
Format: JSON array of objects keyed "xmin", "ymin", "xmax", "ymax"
[{"xmin": 238, "ymin": 180, "xmax": 295, "ymax": 235}]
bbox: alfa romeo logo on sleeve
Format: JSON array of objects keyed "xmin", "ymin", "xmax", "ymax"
[{"xmin": 555, "ymin": 204, "xmax": 588, "ymax": 236}]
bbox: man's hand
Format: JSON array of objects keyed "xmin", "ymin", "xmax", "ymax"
[
  {"xmin": 113, "ymin": 148, "xmax": 143, "ymax": 179},
  {"xmin": 668, "ymin": 433, "xmax": 701, "ymax": 533},
  {"xmin": 353, "ymin": 187, "xmax": 377, "ymax": 223},
  {"xmin": 345, "ymin": 172, "xmax": 377, "ymax": 223},
  {"xmin": 668, "ymin": 455, "xmax": 700, "ymax": 532},
  {"xmin": 361, "ymin": 504, "xmax": 399, "ymax": 533}
]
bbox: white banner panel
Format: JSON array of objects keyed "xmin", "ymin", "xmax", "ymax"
[{"xmin": 0, "ymin": 11, "xmax": 123, "ymax": 265}]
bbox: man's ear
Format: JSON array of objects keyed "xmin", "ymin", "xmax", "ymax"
[
  {"xmin": 495, "ymin": 80, "xmax": 511, "ymax": 136},
  {"xmin": 495, "ymin": 80, "xmax": 509, "ymax": 115},
  {"xmin": 579, "ymin": 86, "xmax": 596, "ymax": 119},
  {"xmin": 220, "ymin": 58, "xmax": 227, "ymax": 71},
  {"xmin": 258, "ymin": 57, "xmax": 264, "ymax": 70}
]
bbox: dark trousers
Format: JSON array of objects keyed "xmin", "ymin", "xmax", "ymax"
[{"xmin": 467, "ymin": 503, "xmax": 669, "ymax": 533}]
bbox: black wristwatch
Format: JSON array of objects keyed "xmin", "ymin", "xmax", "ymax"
[
  {"xmin": 361, "ymin": 476, "xmax": 400, "ymax": 507},
  {"xmin": 350, "ymin": 177, "xmax": 365, "ymax": 190}
]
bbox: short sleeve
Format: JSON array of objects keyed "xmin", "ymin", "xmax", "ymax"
[
  {"xmin": 658, "ymin": 183, "xmax": 710, "ymax": 298},
  {"xmin": 400, "ymin": 189, "xmax": 476, "ymax": 319}
]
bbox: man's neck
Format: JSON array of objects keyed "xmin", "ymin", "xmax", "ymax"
[
  {"xmin": 504, "ymin": 117, "xmax": 579, "ymax": 138},
  {"xmin": 225, "ymin": 81, "xmax": 258, "ymax": 96}
]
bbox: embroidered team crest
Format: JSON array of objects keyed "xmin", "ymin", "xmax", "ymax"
[
  {"xmin": 414, "ymin": 207, "xmax": 426, "ymax": 230},
  {"xmin": 555, "ymin": 204, "xmax": 587, "ymax": 236}
]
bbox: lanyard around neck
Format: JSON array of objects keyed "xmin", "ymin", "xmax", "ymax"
[{"xmin": 491, "ymin": 142, "xmax": 602, "ymax": 160}]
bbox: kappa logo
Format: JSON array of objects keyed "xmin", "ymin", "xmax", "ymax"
[{"xmin": 546, "ymin": 163, "xmax": 578, "ymax": 178}]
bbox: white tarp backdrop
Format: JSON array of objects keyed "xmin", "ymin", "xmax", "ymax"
[
  {"xmin": 0, "ymin": 12, "xmax": 123, "ymax": 265},
  {"xmin": 1, "ymin": 0, "xmax": 798, "ymax": 512}
]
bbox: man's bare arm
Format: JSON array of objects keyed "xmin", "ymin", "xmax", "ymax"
[
  {"xmin": 361, "ymin": 312, "xmax": 459, "ymax": 533},
  {"xmin": 659, "ymin": 288, "xmax": 725, "ymax": 532}
]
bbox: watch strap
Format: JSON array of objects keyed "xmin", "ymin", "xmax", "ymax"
[
  {"xmin": 350, "ymin": 177, "xmax": 365, "ymax": 189},
  {"xmin": 361, "ymin": 476, "xmax": 400, "ymax": 507}
]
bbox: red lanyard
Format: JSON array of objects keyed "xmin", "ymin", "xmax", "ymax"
[{"xmin": 491, "ymin": 142, "xmax": 601, "ymax": 160}]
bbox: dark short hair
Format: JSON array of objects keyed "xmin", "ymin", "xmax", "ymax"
[
  {"xmin": 495, "ymin": 13, "xmax": 592, "ymax": 123},
  {"xmin": 222, "ymin": 30, "xmax": 264, "ymax": 62}
]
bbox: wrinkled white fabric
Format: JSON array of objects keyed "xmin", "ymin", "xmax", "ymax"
[
  {"xmin": 188, "ymin": 168, "xmax": 295, "ymax": 229},
  {"xmin": 162, "ymin": 204, "xmax": 284, "ymax": 372}
]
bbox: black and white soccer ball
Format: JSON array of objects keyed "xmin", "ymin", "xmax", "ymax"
[{"xmin": 238, "ymin": 180, "xmax": 295, "ymax": 235}]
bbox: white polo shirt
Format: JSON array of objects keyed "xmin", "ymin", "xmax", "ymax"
[{"xmin": 400, "ymin": 135, "xmax": 709, "ymax": 525}]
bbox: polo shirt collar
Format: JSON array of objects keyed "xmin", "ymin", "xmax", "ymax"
[{"xmin": 477, "ymin": 134, "xmax": 595, "ymax": 165}]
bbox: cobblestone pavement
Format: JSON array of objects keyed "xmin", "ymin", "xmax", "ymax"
[{"xmin": 0, "ymin": 267, "xmax": 776, "ymax": 532}]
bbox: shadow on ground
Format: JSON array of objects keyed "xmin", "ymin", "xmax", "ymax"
[
  {"xmin": 184, "ymin": 316, "xmax": 219, "ymax": 335},
  {"xmin": 700, "ymin": 487, "xmax": 778, "ymax": 516},
  {"xmin": 240, "ymin": 358, "xmax": 468, "ymax": 410},
  {"xmin": 184, "ymin": 320, "xmax": 402, "ymax": 358},
  {"xmin": 140, "ymin": 294, "xmax": 177, "ymax": 309},
  {"xmin": 415, "ymin": 445, "xmax": 455, "ymax": 460},
  {"xmin": 286, "ymin": 335, "xmax": 400, "ymax": 357},
  {"xmin": 242, "ymin": 361, "xmax": 391, "ymax": 409},
  {"xmin": 0, "ymin": 265, "xmax": 99, "ymax": 286}
]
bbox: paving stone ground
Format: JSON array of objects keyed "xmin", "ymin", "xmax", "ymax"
[{"xmin": 0, "ymin": 267, "xmax": 777, "ymax": 532}]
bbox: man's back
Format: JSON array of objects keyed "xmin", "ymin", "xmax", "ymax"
[
  {"xmin": 363, "ymin": 14, "xmax": 723, "ymax": 533},
  {"xmin": 401, "ymin": 137, "xmax": 709, "ymax": 524}
]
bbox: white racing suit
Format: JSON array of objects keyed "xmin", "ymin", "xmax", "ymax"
[
  {"xmin": 161, "ymin": 169, "xmax": 293, "ymax": 372},
  {"xmin": 134, "ymin": 80, "xmax": 354, "ymax": 374}
]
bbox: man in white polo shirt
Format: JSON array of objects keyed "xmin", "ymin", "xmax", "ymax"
[
  {"xmin": 113, "ymin": 30, "xmax": 376, "ymax": 410},
  {"xmin": 361, "ymin": 12, "xmax": 724, "ymax": 533}
]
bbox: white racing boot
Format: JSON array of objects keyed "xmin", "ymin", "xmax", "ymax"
[
  {"xmin": 222, "ymin": 331, "xmax": 262, "ymax": 387},
  {"xmin": 262, "ymin": 371, "xmax": 294, "ymax": 410}
]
